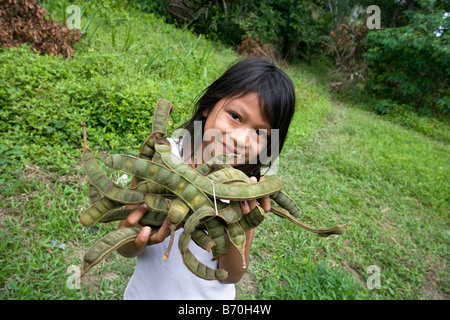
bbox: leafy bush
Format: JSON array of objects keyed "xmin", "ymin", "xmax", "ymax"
[{"xmin": 364, "ymin": 1, "xmax": 450, "ymax": 114}]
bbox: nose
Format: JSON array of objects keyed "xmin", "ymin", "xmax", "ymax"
[{"xmin": 228, "ymin": 128, "xmax": 260, "ymax": 151}]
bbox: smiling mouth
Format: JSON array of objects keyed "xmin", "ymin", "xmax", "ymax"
[
  {"xmin": 223, "ymin": 142, "xmax": 237, "ymax": 155},
  {"xmin": 222, "ymin": 142, "xmax": 245, "ymax": 161}
]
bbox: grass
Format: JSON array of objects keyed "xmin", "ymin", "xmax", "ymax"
[{"xmin": 1, "ymin": 1, "xmax": 449, "ymax": 300}]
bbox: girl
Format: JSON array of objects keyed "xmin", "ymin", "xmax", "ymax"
[{"xmin": 117, "ymin": 57, "xmax": 296, "ymax": 299}]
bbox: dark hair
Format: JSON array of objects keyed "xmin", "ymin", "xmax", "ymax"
[{"xmin": 176, "ymin": 57, "xmax": 296, "ymax": 178}]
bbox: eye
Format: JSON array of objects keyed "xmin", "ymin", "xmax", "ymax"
[
  {"xmin": 255, "ymin": 129, "xmax": 268, "ymax": 137},
  {"xmin": 229, "ymin": 112, "xmax": 241, "ymax": 122}
]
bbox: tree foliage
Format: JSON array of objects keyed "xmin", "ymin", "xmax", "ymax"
[
  {"xmin": 364, "ymin": 0, "xmax": 449, "ymax": 114},
  {"xmin": 137, "ymin": 0, "xmax": 333, "ymax": 61},
  {"xmin": 133, "ymin": 0, "xmax": 450, "ymax": 115}
]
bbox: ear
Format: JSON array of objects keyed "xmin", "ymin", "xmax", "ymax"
[{"xmin": 202, "ymin": 108, "xmax": 210, "ymax": 118}]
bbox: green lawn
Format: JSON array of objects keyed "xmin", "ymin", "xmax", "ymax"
[{"xmin": 0, "ymin": 1, "xmax": 448, "ymax": 300}]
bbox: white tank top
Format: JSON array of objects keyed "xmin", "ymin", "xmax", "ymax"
[{"xmin": 123, "ymin": 138, "xmax": 236, "ymax": 300}]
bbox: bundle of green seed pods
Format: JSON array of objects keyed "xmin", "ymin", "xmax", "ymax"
[{"xmin": 79, "ymin": 99, "xmax": 348, "ymax": 281}]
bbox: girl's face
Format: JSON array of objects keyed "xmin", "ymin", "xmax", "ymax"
[{"xmin": 200, "ymin": 92, "xmax": 272, "ymax": 166}]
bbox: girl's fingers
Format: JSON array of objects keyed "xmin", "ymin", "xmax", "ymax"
[
  {"xmin": 149, "ymin": 217, "xmax": 171, "ymax": 245},
  {"xmin": 241, "ymin": 177, "xmax": 258, "ymax": 214},
  {"xmin": 125, "ymin": 203, "xmax": 148, "ymax": 228},
  {"xmin": 134, "ymin": 226, "xmax": 151, "ymax": 251},
  {"xmin": 240, "ymin": 200, "xmax": 250, "ymax": 214},
  {"xmin": 258, "ymin": 176, "xmax": 271, "ymax": 212}
]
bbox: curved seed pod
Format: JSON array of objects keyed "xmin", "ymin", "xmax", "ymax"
[
  {"xmin": 216, "ymin": 201, "xmax": 242, "ymax": 224},
  {"xmin": 202, "ymin": 216, "xmax": 227, "ymax": 260},
  {"xmin": 79, "ymin": 197, "xmax": 122, "ymax": 227},
  {"xmin": 179, "ymin": 207, "xmax": 228, "ymax": 280},
  {"xmin": 270, "ymin": 190, "xmax": 302, "ymax": 218},
  {"xmin": 81, "ymin": 123, "xmax": 146, "ymax": 204},
  {"xmin": 143, "ymin": 193, "xmax": 171, "ymax": 214},
  {"xmin": 167, "ymin": 197, "xmax": 190, "ymax": 225},
  {"xmin": 151, "ymin": 99, "xmax": 173, "ymax": 135},
  {"xmin": 195, "ymin": 154, "xmax": 233, "ymax": 176},
  {"xmin": 239, "ymin": 205, "xmax": 265, "ymax": 231},
  {"xmin": 137, "ymin": 98, "xmax": 173, "ymax": 161},
  {"xmin": 179, "ymin": 249, "xmax": 228, "ymax": 281},
  {"xmin": 88, "ymin": 183, "xmax": 102, "ymax": 204},
  {"xmin": 224, "ymin": 222, "xmax": 247, "ymax": 269},
  {"xmin": 98, "ymin": 208, "xmax": 167, "ymax": 226},
  {"xmin": 191, "ymin": 228, "xmax": 215, "ymax": 252},
  {"xmin": 134, "ymin": 180, "xmax": 173, "ymax": 197},
  {"xmin": 163, "ymin": 197, "xmax": 191, "ymax": 260},
  {"xmin": 206, "ymin": 166, "xmax": 251, "ymax": 184},
  {"xmin": 98, "ymin": 208, "xmax": 134, "ymax": 223},
  {"xmin": 271, "ymin": 205, "xmax": 348, "ymax": 237},
  {"xmin": 82, "ymin": 227, "xmax": 158, "ymax": 274}
]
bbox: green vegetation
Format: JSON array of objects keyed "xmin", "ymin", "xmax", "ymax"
[{"xmin": 0, "ymin": 1, "xmax": 448, "ymax": 300}]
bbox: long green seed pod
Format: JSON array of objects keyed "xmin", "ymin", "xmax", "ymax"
[
  {"xmin": 88, "ymin": 183, "xmax": 102, "ymax": 204},
  {"xmin": 191, "ymin": 228, "xmax": 215, "ymax": 252},
  {"xmin": 224, "ymin": 222, "xmax": 247, "ymax": 269},
  {"xmin": 205, "ymin": 167, "xmax": 251, "ymax": 184},
  {"xmin": 98, "ymin": 208, "xmax": 167, "ymax": 226},
  {"xmin": 151, "ymin": 99, "xmax": 173, "ymax": 135},
  {"xmin": 179, "ymin": 207, "xmax": 228, "ymax": 280},
  {"xmin": 162, "ymin": 197, "xmax": 191, "ymax": 260},
  {"xmin": 239, "ymin": 205, "xmax": 265, "ymax": 231},
  {"xmin": 270, "ymin": 190, "xmax": 302, "ymax": 218},
  {"xmin": 82, "ymin": 227, "xmax": 158, "ymax": 274},
  {"xmin": 81, "ymin": 123, "xmax": 146, "ymax": 204},
  {"xmin": 79, "ymin": 197, "xmax": 122, "ymax": 227},
  {"xmin": 203, "ymin": 216, "xmax": 227, "ymax": 260}
]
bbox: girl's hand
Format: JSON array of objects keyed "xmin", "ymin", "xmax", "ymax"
[
  {"xmin": 239, "ymin": 175, "xmax": 271, "ymax": 215},
  {"xmin": 117, "ymin": 203, "xmax": 171, "ymax": 258}
]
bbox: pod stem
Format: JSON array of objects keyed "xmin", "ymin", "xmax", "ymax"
[
  {"xmin": 162, "ymin": 223, "xmax": 177, "ymax": 260},
  {"xmin": 81, "ymin": 121, "xmax": 90, "ymax": 150}
]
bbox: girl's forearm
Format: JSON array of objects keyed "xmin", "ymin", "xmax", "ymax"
[{"xmin": 218, "ymin": 228, "xmax": 255, "ymax": 284}]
